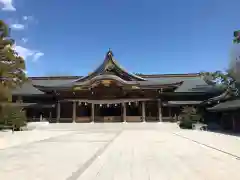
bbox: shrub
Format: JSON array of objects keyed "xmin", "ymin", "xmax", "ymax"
[
  {"xmin": 0, "ymin": 106, "xmax": 27, "ymax": 130},
  {"xmin": 179, "ymin": 106, "xmax": 202, "ymax": 129}
]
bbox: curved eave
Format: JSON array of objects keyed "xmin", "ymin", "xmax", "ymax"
[
  {"xmin": 33, "ymin": 80, "xmax": 183, "ymax": 92},
  {"xmin": 139, "ymin": 81, "xmax": 183, "ymax": 89},
  {"xmin": 111, "ymin": 58, "xmax": 146, "ymax": 81},
  {"xmin": 201, "ymin": 89, "xmax": 232, "ymax": 105},
  {"xmin": 32, "ymin": 84, "xmax": 72, "ymax": 92},
  {"xmin": 74, "ymin": 74, "xmax": 139, "ymax": 87},
  {"xmin": 207, "ymin": 99, "xmax": 240, "ymax": 112}
]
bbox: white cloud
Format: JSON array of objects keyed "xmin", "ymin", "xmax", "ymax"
[
  {"xmin": 10, "ymin": 23, "xmax": 25, "ymax": 30},
  {"xmin": 0, "ymin": 0, "xmax": 15, "ymax": 11},
  {"xmin": 21, "ymin": 38, "xmax": 28, "ymax": 43},
  {"xmin": 14, "ymin": 45, "xmax": 34, "ymax": 59},
  {"xmin": 13, "ymin": 45, "xmax": 44, "ymax": 62},
  {"xmin": 22, "ymin": 16, "xmax": 34, "ymax": 21},
  {"xmin": 32, "ymin": 52, "xmax": 44, "ymax": 62}
]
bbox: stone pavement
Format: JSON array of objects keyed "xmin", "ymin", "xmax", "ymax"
[
  {"xmin": 0, "ymin": 123, "xmax": 240, "ymax": 180},
  {"xmin": 175, "ymin": 130, "xmax": 240, "ymax": 158},
  {"xmin": 0, "ymin": 130, "xmax": 73, "ymax": 150}
]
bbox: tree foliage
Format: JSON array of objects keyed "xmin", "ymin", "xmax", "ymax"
[
  {"xmin": 200, "ymin": 70, "xmax": 235, "ymax": 87},
  {"xmin": 134, "ymin": 72, "xmax": 144, "ymax": 76},
  {"xmin": 0, "ymin": 20, "xmax": 27, "ymax": 104},
  {"xmin": 233, "ymin": 30, "xmax": 240, "ymax": 44},
  {"xmin": 0, "ymin": 20, "xmax": 27, "ymax": 129},
  {"xmin": 200, "ymin": 70, "xmax": 239, "ymax": 97},
  {"xmin": 179, "ymin": 106, "xmax": 202, "ymax": 129},
  {"xmin": 0, "ymin": 106, "xmax": 26, "ymax": 130}
]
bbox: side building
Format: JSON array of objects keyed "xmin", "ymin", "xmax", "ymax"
[
  {"xmin": 11, "ymin": 50, "xmax": 223, "ymax": 123},
  {"xmin": 205, "ymin": 85, "xmax": 240, "ymax": 132}
]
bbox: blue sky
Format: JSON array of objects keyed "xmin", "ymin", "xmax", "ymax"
[{"xmin": 0, "ymin": 0, "xmax": 240, "ymax": 77}]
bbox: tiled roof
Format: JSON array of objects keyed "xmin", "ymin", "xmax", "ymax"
[
  {"xmin": 12, "ymin": 81, "xmax": 45, "ymax": 95},
  {"xmin": 11, "ymin": 74, "xmax": 218, "ymax": 95},
  {"xmin": 12, "ymin": 50, "xmax": 215, "ymax": 95},
  {"xmin": 145, "ymin": 76, "xmax": 210, "ymax": 92},
  {"xmin": 207, "ymin": 99, "xmax": 240, "ymax": 111}
]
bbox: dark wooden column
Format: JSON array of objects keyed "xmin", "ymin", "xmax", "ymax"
[
  {"xmin": 232, "ymin": 113, "xmax": 236, "ymax": 132},
  {"xmin": 56, "ymin": 101, "xmax": 60, "ymax": 123},
  {"xmin": 91, "ymin": 103, "xmax": 95, "ymax": 122},
  {"xmin": 122, "ymin": 102, "xmax": 126, "ymax": 122},
  {"xmin": 142, "ymin": 101, "xmax": 146, "ymax": 122},
  {"xmin": 72, "ymin": 101, "xmax": 76, "ymax": 123},
  {"xmin": 158, "ymin": 99, "xmax": 162, "ymax": 122}
]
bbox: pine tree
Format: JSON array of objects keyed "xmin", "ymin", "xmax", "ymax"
[{"xmin": 0, "ymin": 20, "xmax": 27, "ymax": 129}]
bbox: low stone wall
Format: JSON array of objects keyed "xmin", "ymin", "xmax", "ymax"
[
  {"xmin": 76, "ymin": 117, "xmax": 91, "ymax": 123},
  {"xmin": 126, "ymin": 116, "xmax": 142, "ymax": 122},
  {"xmin": 94, "ymin": 116, "xmax": 122, "ymax": 122},
  {"xmin": 162, "ymin": 117, "xmax": 175, "ymax": 122},
  {"xmin": 59, "ymin": 118, "xmax": 73, "ymax": 123},
  {"xmin": 146, "ymin": 116, "xmax": 158, "ymax": 122}
]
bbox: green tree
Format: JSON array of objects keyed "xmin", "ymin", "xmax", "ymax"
[
  {"xmin": 134, "ymin": 72, "xmax": 144, "ymax": 76},
  {"xmin": 233, "ymin": 30, "xmax": 240, "ymax": 44},
  {"xmin": 0, "ymin": 105, "xmax": 27, "ymax": 130},
  {"xmin": 0, "ymin": 20, "xmax": 27, "ymax": 129},
  {"xmin": 199, "ymin": 30, "xmax": 240, "ymax": 97},
  {"xmin": 200, "ymin": 70, "xmax": 235, "ymax": 87}
]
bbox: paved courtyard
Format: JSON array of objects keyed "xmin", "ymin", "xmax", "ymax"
[{"xmin": 0, "ymin": 123, "xmax": 240, "ymax": 180}]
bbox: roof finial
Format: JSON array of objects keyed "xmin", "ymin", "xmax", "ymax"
[{"xmin": 107, "ymin": 48, "xmax": 113, "ymax": 57}]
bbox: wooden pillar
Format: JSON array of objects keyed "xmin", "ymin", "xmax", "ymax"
[
  {"xmin": 56, "ymin": 101, "xmax": 60, "ymax": 123},
  {"xmin": 158, "ymin": 99, "xmax": 162, "ymax": 122},
  {"xmin": 122, "ymin": 102, "xmax": 126, "ymax": 122},
  {"xmin": 142, "ymin": 101, "xmax": 146, "ymax": 122},
  {"xmin": 72, "ymin": 101, "xmax": 76, "ymax": 123},
  {"xmin": 232, "ymin": 114, "xmax": 236, "ymax": 132},
  {"xmin": 49, "ymin": 111, "xmax": 52, "ymax": 122},
  {"xmin": 91, "ymin": 103, "xmax": 95, "ymax": 122},
  {"xmin": 169, "ymin": 107, "xmax": 172, "ymax": 118}
]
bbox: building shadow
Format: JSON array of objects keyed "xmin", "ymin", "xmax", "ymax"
[{"xmin": 208, "ymin": 129, "xmax": 240, "ymax": 137}]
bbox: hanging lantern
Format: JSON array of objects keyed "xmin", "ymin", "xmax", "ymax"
[
  {"xmin": 85, "ymin": 102, "xmax": 87, "ymax": 106},
  {"xmin": 128, "ymin": 102, "xmax": 131, "ymax": 106},
  {"xmin": 115, "ymin": 104, "xmax": 117, "ymax": 106},
  {"xmin": 100, "ymin": 104, "xmax": 102, "ymax": 107}
]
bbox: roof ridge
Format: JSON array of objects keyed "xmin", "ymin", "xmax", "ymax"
[
  {"xmin": 29, "ymin": 76, "xmax": 82, "ymax": 80},
  {"xmin": 28, "ymin": 73, "xmax": 200, "ymax": 80},
  {"xmin": 140, "ymin": 73, "xmax": 200, "ymax": 78}
]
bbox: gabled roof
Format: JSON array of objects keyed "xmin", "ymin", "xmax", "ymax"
[
  {"xmin": 13, "ymin": 74, "xmax": 220, "ymax": 95},
  {"xmin": 11, "ymin": 50, "xmax": 224, "ymax": 95},
  {"xmin": 12, "ymin": 74, "xmax": 219, "ymax": 95},
  {"xmin": 75, "ymin": 49, "xmax": 146, "ymax": 82}
]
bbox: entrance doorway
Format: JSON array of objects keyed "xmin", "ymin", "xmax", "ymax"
[
  {"xmin": 146, "ymin": 101, "xmax": 158, "ymax": 122},
  {"xmin": 94, "ymin": 104, "xmax": 122, "ymax": 122}
]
